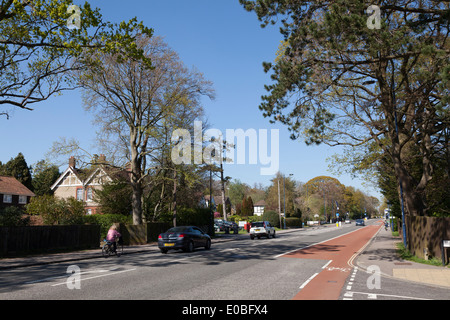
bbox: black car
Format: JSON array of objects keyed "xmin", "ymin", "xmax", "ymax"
[{"xmin": 158, "ymin": 226, "xmax": 211, "ymax": 254}]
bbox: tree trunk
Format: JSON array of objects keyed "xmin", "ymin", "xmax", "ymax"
[
  {"xmin": 390, "ymin": 140, "xmax": 427, "ymax": 217},
  {"xmin": 130, "ymin": 132, "xmax": 143, "ymax": 225}
]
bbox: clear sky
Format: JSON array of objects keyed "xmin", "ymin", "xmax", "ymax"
[{"xmin": 0, "ymin": 0, "xmax": 380, "ymax": 199}]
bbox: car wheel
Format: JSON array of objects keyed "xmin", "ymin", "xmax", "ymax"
[
  {"xmin": 250, "ymin": 235, "xmax": 255, "ymax": 240},
  {"xmin": 186, "ymin": 241, "xmax": 194, "ymax": 252},
  {"xmin": 205, "ymin": 239, "xmax": 211, "ymax": 250}
]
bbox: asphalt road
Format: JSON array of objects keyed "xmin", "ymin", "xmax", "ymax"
[{"xmin": 0, "ymin": 220, "xmax": 447, "ymax": 302}]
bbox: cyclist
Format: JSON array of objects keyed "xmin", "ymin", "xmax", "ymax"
[{"xmin": 106, "ymin": 224, "xmax": 122, "ymax": 253}]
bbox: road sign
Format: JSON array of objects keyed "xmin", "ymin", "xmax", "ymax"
[{"xmin": 443, "ymin": 240, "xmax": 450, "ymax": 248}]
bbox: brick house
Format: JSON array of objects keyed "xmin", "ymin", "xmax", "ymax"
[
  {"xmin": 0, "ymin": 176, "xmax": 35, "ymax": 210},
  {"xmin": 50, "ymin": 156, "xmax": 124, "ymax": 215}
]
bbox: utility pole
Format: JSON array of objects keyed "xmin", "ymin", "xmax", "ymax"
[{"xmin": 278, "ymin": 178, "xmax": 282, "ymax": 229}]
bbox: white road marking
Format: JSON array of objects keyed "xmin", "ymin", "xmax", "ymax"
[
  {"xmin": 345, "ymin": 291, "xmax": 431, "ymax": 300},
  {"xmin": 51, "ymin": 268, "xmax": 137, "ymax": 286},
  {"xmin": 274, "ymin": 227, "xmax": 370, "ymax": 259},
  {"xmin": 299, "ymin": 272, "xmax": 319, "ymax": 289}
]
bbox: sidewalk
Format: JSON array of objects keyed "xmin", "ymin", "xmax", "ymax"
[{"xmin": 355, "ymin": 225, "xmax": 450, "ymax": 289}]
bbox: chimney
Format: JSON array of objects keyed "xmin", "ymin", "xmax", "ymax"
[{"xmin": 69, "ymin": 156, "xmax": 76, "ymax": 168}]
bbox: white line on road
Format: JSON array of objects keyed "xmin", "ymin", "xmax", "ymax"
[
  {"xmin": 51, "ymin": 268, "xmax": 136, "ymax": 287},
  {"xmin": 345, "ymin": 291, "xmax": 432, "ymax": 300},
  {"xmin": 322, "ymin": 260, "xmax": 332, "ymax": 269},
  {"xmin": 274, "ymin": 227, "xmax": 370, "ymax": 259},
  {"xmin": 299, "ymin": 272, "xmax": 319, "ymax": 289}
]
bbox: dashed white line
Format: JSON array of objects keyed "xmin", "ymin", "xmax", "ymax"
[{"xmin": 299, "ymin": 273, "xmax": 319, "ymax": 289}]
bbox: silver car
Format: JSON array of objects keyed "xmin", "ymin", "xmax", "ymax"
[{"xmin": 250, "ymin": 221, "xmax": 276, "ymax": 239}]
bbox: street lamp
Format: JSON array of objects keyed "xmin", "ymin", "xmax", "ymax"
[{"xmin": 283, "ymin": 173, "xmax": 294, "ymax": 229}]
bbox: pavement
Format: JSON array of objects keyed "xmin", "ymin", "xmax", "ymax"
[
  {"xmin": 1, "ymin": 223, "xmax": 449, "ymax": 290},
  {"xmin": 355, "ymin": 223, "xmax": 450, "ymax": 289}
]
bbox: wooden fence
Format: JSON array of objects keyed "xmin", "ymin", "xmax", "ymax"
[
  {"xmin": 400, "ymin": 216, "xmax": 450, "ymax": 264},
  {"xmin": 119, "ymin": 222, "xmax": 172, "ymax": 245},
  {"xmin": 0, "ymin": 225, "xmax": 100, "ymax": 257}
]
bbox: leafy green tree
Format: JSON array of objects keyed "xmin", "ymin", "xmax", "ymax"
[
  {"xmin": 0, "ymin": 0, "xmax": 153, "ymax": 118},
  {"xmin": 93, "ymin": 179, "xmax": 132, "ymax": 216},
  {"xmin": 228, "ymin": 179, "xmax": 249, "ymax": 207},
  {"xmin": 31, "ymin": 160, "xmax": 60, "ymax": 196},
  {"xmin": 240, "ymin": 0, "xmax": 449, "ymax": 217}
]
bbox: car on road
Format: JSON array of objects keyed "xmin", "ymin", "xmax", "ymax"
[
  {"xmin": 250, "ymin": 221, "xmax": 276, "ymax": 239},
  {"xmin": 158, "ymin": 226, "xmax": 211, "ymax": 253},
  {"xmin": 355, "ymin": 219, "xmax": 365, "ymax": 226},
  {"xmin": 345, "ymin": 219, "xmax": 351, "ymax": 224}
]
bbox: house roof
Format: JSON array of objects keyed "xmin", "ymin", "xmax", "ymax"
[
  {"xmin": 51, "ymin": 161, "xmax": 130, "ymax": 191},
  {"xmin": 0, "ymin": 176, "xmax": 35, "ymax": 197},
  {"xmin": 254, "ymin": 200, "xmax": 266, "ymax": 206}
]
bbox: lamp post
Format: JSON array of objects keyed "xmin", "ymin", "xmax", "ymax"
[
  {"xmin": 283, "ymin": 173, "xmax": 294, "ymax": 229},
  {"xmin": 277, "ymin": 178, "xmax": 282, "ymax": 229}
]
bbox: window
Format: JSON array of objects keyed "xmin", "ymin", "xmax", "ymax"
[
  {"xmin": 3, "ymin": 194, "xmax": 12, "ymax": 203},
  {"xmin": 18, "ymin": 195, "xmax": 27, "ymax": 204},
  {"xmin": 76, "ymin": 188, "xmax": 84, "ymax": 201},
  {"xmin": 86, "ymin": 209, "xmax": 92, "ymax": 215},
  {"xmin": 86, "ymin": 188, "xmax": 93, "ymax": 201}
]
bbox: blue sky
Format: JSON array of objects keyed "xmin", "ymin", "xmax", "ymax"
[{"xmin": 0, "ymin": 0, "xmax": 380, "ymax": 199}]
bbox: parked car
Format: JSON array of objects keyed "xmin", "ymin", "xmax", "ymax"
[
  {"xmin": 355, "ymin": 219, "xmax": 365, "ymax": 226},
  {"xmin": 345, "ymin": 219, "xmax": 351, "ymax": 224},
  {"xmin": 250, "ymin": 221, "xmax": 276, "ymax": 239},
  {"xmin": 158, "ymin": 226, "xmax": 211, "ymax": 253}
]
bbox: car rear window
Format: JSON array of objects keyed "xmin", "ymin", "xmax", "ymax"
[
  {"xmin": 167, "ymin": 226, "xmax": 190, "ymax": 233},
  {"xmin": 251, "ymin": 222, "xmax": 264, "ymax": 227}
]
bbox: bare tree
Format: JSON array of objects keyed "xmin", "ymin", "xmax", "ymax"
[{"xmin": 77, "ymin": 36, "xmax": 214, "ymax": 225}]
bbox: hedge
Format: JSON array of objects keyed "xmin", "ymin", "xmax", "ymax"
[
  {"xmin": 82, "ymin": 214, "xmax": 132, "ymax": 239},
  {"xmin": 285, "ymin": 217, "xmax": 302, "ymax": 228}
]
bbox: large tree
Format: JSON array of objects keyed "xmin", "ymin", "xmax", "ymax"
[
  {"xmin": 78, "ymin": 36, "xmax": 214, "ymax": 225},
  {"xmin": 241, "ymin": 0, "xmax": 449, "ymax": 217},
  {"xmin": 0, "ymin": 152, "xmax": 32, "ymax": 190},
  {"xmin": 0, "ymin": 0, "xmax": 152, "ymax": 118}
]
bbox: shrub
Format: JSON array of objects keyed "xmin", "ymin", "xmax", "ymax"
[
  {"xmin": 83, "ymin": 214, "xmax": 132, "ymax": 239},
  {"xmin": 26, "ymin": 195, "xmax": 85, "ymax": 225},
  {"xmin": 285, "ymin": 217, "xmax": 302, "ymax": 228},
  {"xmin": 176, "ymin": 207, "xmax": 211, "ymax": 226},
  {"xmin": 262, "ymin": 210, "xmax": 280, "ymax": 228},
  {"xmin": 0, "ymin": 206, "xmax": 30, "ymax": 226}
]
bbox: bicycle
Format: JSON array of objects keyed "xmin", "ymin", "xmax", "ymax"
[{"xmin": 102, "ymin": 237, "xmax": 123, "ymax": 258}]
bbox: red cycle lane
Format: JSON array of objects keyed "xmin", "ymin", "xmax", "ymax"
[{"xmin": 282, "ymin": 223, "xmax": 382, "ymax": 300}]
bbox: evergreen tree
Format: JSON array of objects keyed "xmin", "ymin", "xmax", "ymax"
[
  {"xmin": 0, "ymin": 153, "xmax": 32, "ymax": 190},
  {"xmin": 32, "ymin": 160, "xmax": 60, "ymax": 196},
  {"xmin": 240, "ymin": 0, "xmax": 449, "ymax": 217}
]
